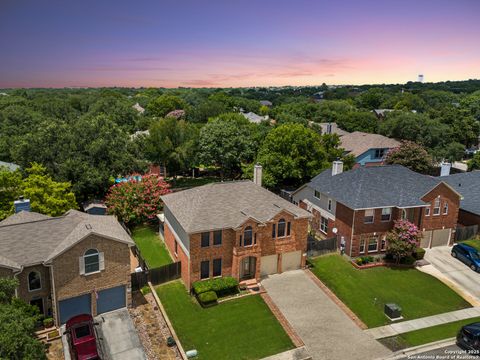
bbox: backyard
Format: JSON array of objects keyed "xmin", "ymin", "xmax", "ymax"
[
  {"xmin": 461, "ymin": 237, "xmax": 480, "ymax": 251},
  {"xmin": 132, "ymin": 225, "xmax": 172, "ymax": 268},
  {"xmin": 156, "ymin": 281, "xmax": 294, "ymax": 360},
  {"xmin": 309, "ymin": 254, "xmax": 471, "ymax": 328}
]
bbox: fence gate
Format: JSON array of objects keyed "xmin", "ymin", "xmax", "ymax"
[{"xmin": 131, "ymin": 262, "xmax": 181, "ymax": 291}]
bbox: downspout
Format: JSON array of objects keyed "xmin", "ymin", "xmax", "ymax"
[
  {"xmin": 44, "ymin": 263, "xmax": 57, "ymax": 325},
  {"xmin": 349, "ymin": 210, "xmax": 355, "ymax": 257},
  {"xmin": 13, "ymin": 267, "xmax": 23, "ymax": 298}
]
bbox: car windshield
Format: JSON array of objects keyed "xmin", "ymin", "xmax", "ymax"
[
  {"xmin": 470, "ymin": 251, "xmax": 480, "ymax": 260},
  {"xmin": 74, "ymin": 324, "xmax": 91, "ymax": 339}
]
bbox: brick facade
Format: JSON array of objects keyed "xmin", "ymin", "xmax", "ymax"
[
  {"xmin": 164, "ymin": 224, "xmax": 190, "ymax": 288},
  {"xmin": 165, "ymin": 210, "xmax": 309, "ymax": 289},
  {"xmin": 51, "ymin": 234, "xmax": 131, "ymax": 324},
  {"xmin": 16, "ymin": 264, "xmax": 53, "ymax": 317}
]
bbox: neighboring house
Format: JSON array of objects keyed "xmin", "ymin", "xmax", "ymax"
[
  {"xmin": 0, "ymin": 160, "xmax": 20, "ymax": 171},
  {"xmin": 0, "ymin": 209, "xmax": 134, "ymax": 325},
  {"xmin": 317, "ymin": 122, "xmax": 350, "ymax": 136},
  {"xmin": 440, "ymin": 171, "xmax": 480, "ymax": 226},
  {"xmin": 260, "ymin": 100, "xmax": 272, "ymax": 107},
  {"xmin": 166, "ymin": 109, "xmax": 186, "ymax": 119},
  {"xmin": 83, "ymin": 200, "xmax": 108, "ymax": 215},
  {"xmin": 312, "ymin": 91, "xmax": 325, "ymax": 102},
  {"xmin": 132, "ymin": 102, "xmax": 145, "ymax": 114},
  {"xmin": 339, "ymin": 131, "xmax": 400, "ymax": 166},
  {"xmin": 372, "ymin": 109, "xmax": 394, "ymax": 120},
  {"xmin": 293, "ymin": 162, "xmax": 461, "ymax": 257},
  {"xmin": 241, "ymin": 111, "xmax": 268, "ymax": 124},
  {"xmin": 160, "ymin": 178, "xmax": 311, "ymax": 288}
]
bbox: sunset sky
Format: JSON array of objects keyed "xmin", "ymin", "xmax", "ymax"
[{"xmin": 1, "ymin": 0, "xmax": 479, "ymax": 88}]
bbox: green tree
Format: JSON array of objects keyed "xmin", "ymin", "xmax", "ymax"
[
  {"xmin": 147, "ymin": 95, "xmax": 188, "ymax": 117},
  {"xmin": 146, "ymin": 117, "xmax": 198, "ymax": 177},
  {"xmin": 0, "ymin": 168, "xmax": 22, "ymax": 219},
  {"xmin": 337, "ymin": 111, "xmax": 378, "ymax": 133},
  {"xmin": 384, "ymin": 141, "xmax": 434, "ymax": 174},
  {"xmin": 21, "ymin": 163, "xmax": 78, "ymax": 216},
  {"xmin": 197, "ymin": 114, "xmax": 256, "ymax": 179},
  {"xmin": 468, "ymin": 152, "xmax": 480, "ymax": 171},
  {"xmin": 254, "ymin": 123, "xmax": 329, "ymax": 188}
]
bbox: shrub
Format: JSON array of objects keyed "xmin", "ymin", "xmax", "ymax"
[
  {"xmin": 400, "ymin": 255, "xmax": 416, "ymax": 265},
  {"xmin": 192, "ymin": 276, "xmax": 239, "ymax": 297},
  {"xmin": 355, "ymin": 258, "xmax": 363, "ymax": 265},
  {"xmin": 43, "ymin": 317, "xmax": 54, "ymax": 328},
  {"xmin": 413, "ymin": 247, "xmax": 426, "ymax": 260},
  {"xmin": 198, "ymin": 291, "xmax": 218, "ymax": 306}
]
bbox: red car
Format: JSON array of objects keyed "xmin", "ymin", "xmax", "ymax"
[{"xmin": 64, "ymin": 314, "xmax": 100, "ymax": 360}]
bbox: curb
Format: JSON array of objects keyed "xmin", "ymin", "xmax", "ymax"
[
  {"xmin": 380, "ymin": 337, "xmax": 456, "ymax": 359},
  {"xmin": 148, "ymin": 281, "xmax": 189, "ymax": 360}
]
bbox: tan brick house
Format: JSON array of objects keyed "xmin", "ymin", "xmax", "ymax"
[
  {"xmin": 293, "ymin": 163, "xmax": 462, "ymax": 257},
  {"xmin": 0, "ymin": 210, "xmax": 134, "ymax": 325},
  {"xmin": 160, "ymin": 180, "xmax": 311, "ymax": 288}
]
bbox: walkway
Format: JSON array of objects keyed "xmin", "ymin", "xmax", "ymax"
[
  {"xmin": 261, "ymin": 270, "xmax": 391, "ymax": 360},
  {"xmin": 365, "ymin": 307, "xmax": 480, "ymax": 339}
]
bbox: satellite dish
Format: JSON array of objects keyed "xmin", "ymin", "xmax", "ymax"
[{"xmin": 332, "ymin": 227, "xmax": 338, "ymax": 234}]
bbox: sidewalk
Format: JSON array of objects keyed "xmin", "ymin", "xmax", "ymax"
[{"xmin": 365, "ymin": 307, "xmax": 480, "ymax": 339}]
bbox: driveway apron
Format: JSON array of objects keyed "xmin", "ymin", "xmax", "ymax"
[{"xmin": 261, "ymin": 270, "xmax": 391, "ymax": 360}]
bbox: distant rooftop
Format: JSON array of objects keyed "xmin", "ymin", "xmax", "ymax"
[
  {"xmin": 339, "ymin": 131, "xmax": 400, "ymax": 157},
  {"xmin": 441, "ymin": 171, "xmax": 480, "ymax": 216},
  {"xmin": 0, "ymin": 161, "xmax": 20, "ymax": 171}
]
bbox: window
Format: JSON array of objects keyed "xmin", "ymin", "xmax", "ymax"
[
  {"xmin": 28, "ymin": 271, "xmax": 41, "ymax": 291},
  {"xmin": 364, "ymin": 209, "xmax": 374, "ymax": 224},
  {"xmin": 374, "ymin": 148, "xmax": 385, "ymax": 159},
  {"xmin": 381, "ymin": 207, "xmax": 391, "ymax": 222},
  {"xmin": 200, "ymin": 260, "xmax": 209, "ymax": 279},
  {"xmin": 401, "ymin": 209, "xmax": 407, "ymax": 220},
  {"xmin": 272, "ymin": 224, "xmax": 276, "ymax": 238},
  {"xmin": 201, "ymin": 232, "xmax": 210, "ymax": 247},
  {"xmin": 359, "ymin": 239, "xmax": 365, "ymax": 254},
  {"xmin": 213, "ymin": 230, "xmax": 222, "ymax": 246},
  {"xmin": 174, "ymin": 240, "xmax": 178, "ymax": 255},
  {"xmin": 425, "ymin": 205, "xmax": 431, "ymax": 216},
  {"xmin": 381, "ymin": 237, "xmax": 386, "ymax": 251},
  {"xmin": 84, "ymin": 249, "xmax": 100, "ymax": 274},
  {"xmin": 368, "ymin": 237, "xmax": 378, "ymax": 252},
  {"xmin": 213, "ymin": 258, "xmax": 222, "ymax": 277},
  {"xmin": 433, "ymin": 197, "xmax": 441, "ymax": 215},
  {"xmin": 244, "ymin": 226, "xmax": 253, "ymax": 246},
  {"xmin": 74, "ymin": 325, "xmax": 91, "ymax": 339},
  {"xmin": 320, "ymin": 217, "xmax": 328, "ymax": 234},
  {"xmin": 314, "ymin": 190, "xmax": 320, "ymax": 199},
  {"xmin": 443, "ymin": 202, "xmax": 448, "ymax": 215},
  {"xmin": 277, "ymin": 219, "xmax": 286, "ymax": 237},
  {"xmin": 287, "ymin": 222, "xmax": 291, "ymax": 236},
  {"xmin": 328, "ymin": 199, "xmax": 332, "ymax": 211}
]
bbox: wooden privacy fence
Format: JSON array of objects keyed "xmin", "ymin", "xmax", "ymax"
[
  {"xmin": 131, "ymin": 262, "xmax": 181, "ymax": 291},
  {"xmin": 307, "ymin": 235, "xmax": 337, "ymax": 257},
  {"xmin": 455, "ymin": 225, "xmax": 479, "ymax": 242}
]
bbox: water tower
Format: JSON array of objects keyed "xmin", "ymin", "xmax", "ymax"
[{"xmin": 417, "ymin": 74, "xmax": 424, "ymax": 83}]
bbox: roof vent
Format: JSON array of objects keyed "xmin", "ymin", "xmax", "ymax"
[{"xmin": 85, "ymin": 223, "xmax": 92, "ymax": 230}]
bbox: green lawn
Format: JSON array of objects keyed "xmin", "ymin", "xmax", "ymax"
[
  {"xmin": 167, "ymin": 176, "xmax": 220, "ymax": 189},
  {"xmin": 380, "ymin": 316, "xmax": 480, "ymax": 350},
  {"xmin": 461, "ymin": 238, "xmax": 480, "ymax": 251},
  {"xmin": 156, "ymin": 281, "xmax": 294, "ymax": 360},
  {"xmin": 131, "ymin": 225, "xmax": 172, "ymax": 268},
  {"xmin": 309, "ymin": 254, "xmax": 471, "ymax": 328}
]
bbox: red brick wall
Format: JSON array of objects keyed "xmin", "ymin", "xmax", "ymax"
[
  {"xmin": 164, "ymin": 223, "xmax": 190, "ymax": 288},
  {"xmin": 334, "ymin": 202, "xmax": 354, "ymax": 255},
  {"xmin": 420, "ymin": 183, "xmax": 460, "ymax": 231},
  {"xmin": 458, "ymin": 210, "xmax": 480, "ymax": 227}
]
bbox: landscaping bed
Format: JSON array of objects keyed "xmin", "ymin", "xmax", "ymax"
[
  {"xmin": 156, "ymin": 281, "xmax": 294, "ymax": 360},
  {"xmin": 132, "ymin": 225, "xmax": 173, "ymax": 268},
  {"xmin": 309, "ymin": 254, "xmax": 471, "ymax": 328},
  {"xmin": 379, "ymin": 316, "xmax": 480, "ymax": 351}
]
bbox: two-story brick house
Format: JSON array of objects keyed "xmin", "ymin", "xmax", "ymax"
[
  {"xmin": 161, "ymin": 180, "xmax": 311, "ymax": 288},
  {"xmin": 293, "ymin": 162, "xmax": 462, "ymax": 257},
  {"xmin": 0, "ymin": 209, "xmax": 134, "ymax": 325}
]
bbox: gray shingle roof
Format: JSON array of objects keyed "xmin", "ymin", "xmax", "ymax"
[
  {"xmin": 441, "ymin": 171, "xmax": 480, "ymax": 216},
  {"xmin": 161, "ymin": 181, "xmax": 311, "ymax": 234},
  {"xmin": 304, "ymin": 165, "xmax": 447, "ymax": 209},
  {"xmin": 340, "ymin": 131, "xmax": 400, "ymax": 157},
  {"xmin": 0, "ymin": 211, "xmax": 51, "ymax": 226},
  {"xmin": 0, "ymin": 210, "xmax": 134, "ymax": 268}
]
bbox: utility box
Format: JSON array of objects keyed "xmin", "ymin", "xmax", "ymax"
[{"xmin": 385, "ymin": 303, "xmax": 402, "ymax": 320}]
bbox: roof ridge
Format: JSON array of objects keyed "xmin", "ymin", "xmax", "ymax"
[{"xmin": 0, "ymin": 216, "xmax": 60, "ymax": 228}]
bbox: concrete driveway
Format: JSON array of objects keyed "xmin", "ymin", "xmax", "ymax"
[
  {"xmin": 95, "ymin": 309, "xmax": 146, "ymax": 360},
  {"xmin": 421, "ymin": 246, "xmax": 480, "ymax": 305},
  {"xmin": 261, "ymin": 270, "xmax": 391, "ymax": 360}
]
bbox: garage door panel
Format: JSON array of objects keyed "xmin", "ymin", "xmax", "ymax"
[
  {"xmin": 420, "ymin": 231, "xmax": 431, "ymax": 248},
  {"xmin": 260, "ymin": 255, "xmax": 277, "ymax": 277},
  {"xmin": 97, "ymin": 285, "xmax": 126, "ymax": 314},
  {"xmin": 431, "ymin": 229, "xmax": 451, "ymax": 247},
  {"xmin": 59, "ymin": 294, "xmax": 91, "ymax": 324},
  {"xmin": 282, "ymin": 251, "xmax": 301, "ymax": 272}
]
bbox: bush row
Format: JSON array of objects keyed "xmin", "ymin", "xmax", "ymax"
[
  {"xmin": 193, "ymin": 276, "xmax": 239, "ymax": 297},
  {"xmin": 198, "ymin": 291, "xmax": 218, "ymax": 306}
]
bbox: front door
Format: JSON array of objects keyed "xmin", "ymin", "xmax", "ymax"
[
  {"xmin": 240, "ymin": 257, "xmax": 256, "ymax": 280},
  {"xmin": 30, "ymin": 298, "xmax": 44, "ymax": 315}
]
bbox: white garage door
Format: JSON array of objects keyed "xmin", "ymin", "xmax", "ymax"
[
  {"xmin": 260, "ymin": 255, "xmax": 278, "ymax": 277},
  {"xmin": 420, "ymin": 231, "xmax": 432, "ymax": 248},
  {"xmin": 282, "ymin": 251, "xmax": 302, "ymax": 272},
  {"xmin": 431, "ymin": 228, "xmax": 451, "ymax": 247}
]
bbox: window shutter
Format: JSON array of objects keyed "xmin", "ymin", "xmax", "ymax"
[
  {"xmin": 99, "ymin": 252, "xmax": 105, "ymax": 271},
  {"xmin": 79, "ymin": 256, "xmax": 85, "ymax": 275}
]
